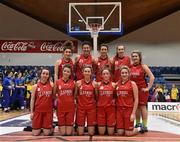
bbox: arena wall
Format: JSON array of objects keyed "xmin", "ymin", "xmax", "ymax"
[{"xmin": 0, "ymin": 4, "xmax": 179, "ymax": 66}]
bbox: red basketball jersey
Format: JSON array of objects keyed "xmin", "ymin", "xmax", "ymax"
[
  {"xmin": 116, "ymin": 80, "xmax": 134, "ymax": 107},
  {"xmin": 113, "ymin": 55, "xmax": 130, "ymax": 82},
  {"xmin": 34, "ymin": 81, "xmax": 53, "ymax": 112},
  {"xmin": 76, "ymin": 54, "xmax": 93, "ymax": 80},
  {"xmin": 96, "ymin": 56, "xmax": 112, "ymax": 82},
  {"xmin": 77, "ymin": 79, "xmax": 96, "ymax": 109},
  {"xmin": 130, "ymin": 64, "xmax": 147, "ymax": 88},
  {"xmin": 56, "ymin": 78, "xmax": 75, "ymax": 112},
  {"xmin": 58, "ymin": 58, "xmax": 74, "ymax": 79},
  {"xmin": 98, "ymin": 82, "xmax": 115, "ymax": 107}
]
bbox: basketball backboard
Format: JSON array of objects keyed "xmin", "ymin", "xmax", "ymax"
[{"xmin": 68, "ymin": 2, "xmax": 122, "ymax": 36}]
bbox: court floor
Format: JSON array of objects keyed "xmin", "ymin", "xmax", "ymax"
[{"xmin": 0, "ymin": 111, "xmax": 180, "ymax": 141}]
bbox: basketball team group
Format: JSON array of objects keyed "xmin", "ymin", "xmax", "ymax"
[{"xmin": 30, "ymin": 41, "xmax": 155, "ymax": 136}]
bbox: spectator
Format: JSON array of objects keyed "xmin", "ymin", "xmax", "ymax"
[
  {"xmin": 156, "ymin": 84, "xmax": 165, "ymax": 102},
  {"xmin": 2, "ymin": 70, "xmax": 13, "ymax": 112},
  {"xmin": 25, "ymin": 80, "xmax": 33, "ymax": 109},
  {"xmin": 163, "ymin": 85, "xmax": 171, "ymax": 102},
  {"xmin": 170, "ymin": 84, "xmax": 179, "ymax": 102},
  {"xmin": 150, "ymin": 84, "xmax": 158, "ymax": 102},
  {"xmin": 0, "ymin": 79, "xmax": 2, "ymax": 108}
]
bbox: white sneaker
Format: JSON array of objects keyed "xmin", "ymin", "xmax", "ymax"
[
  {"xmin": 4, "ymin": 108, "xmax": 8, "ymax": 111},
  {"xmin": 4, "ymin": 108, "xmax": 9, "ymax": 112},
  {"xmin": 21, "ymin": 106, "xmax": 25, "ymax": 110}
]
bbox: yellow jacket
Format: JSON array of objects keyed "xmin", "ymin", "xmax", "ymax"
[{"xmin": 171, "ymin": 88, "xmax": 179, "ymax": 100}]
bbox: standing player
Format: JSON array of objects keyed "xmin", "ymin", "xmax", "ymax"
[
  {"xmin": 75, "ymin": 65, "xmax": 97, "ymax": 136},
  {"xmin": 54, "ymin": 64, "xmax": 75, "ymax": 135},
  {"xmin": 112, "ymin": 45, "xmax": 130, "ymax": 82},
  {"xmin": 54, "ymin": 44, "xmax": 74, "ymax": 82},
  {"xmin": 14, "ymin": 72, "xmax": 25, "ymax": 110},
  {"xmin": 130, "ymin": 51, "xmax": 155, "ymax": 132},
  {"xmin": 97, "ymin": 67, "xmax": 116, "ymax": 135},
  {"xmin": 95, "ymin": 44, "xmax": 112, "ymax": 82},
  {"xmin": 2, "ymin": 70, "xmax": 13, "ymax": 112},
  {"xmin": 75, "ymin": 41, "xmax": 95, "ymax": 81},
  {"xmin": 30, "ymin": 68, "xmax": 54, "ymax": 136},
  {"xmin": 116, "ymin": 66, "xmax": 139, "ymax": 136}
]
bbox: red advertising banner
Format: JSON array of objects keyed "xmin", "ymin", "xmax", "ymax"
[{"xmin": 0, "ymin": 40, "xmax": 78, "ymax": 53}]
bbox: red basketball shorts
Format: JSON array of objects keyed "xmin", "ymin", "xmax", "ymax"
[
  {"xmin": 116, "ymin": 107, "xmax": 134, "ymax": 130},
  {"xmin": 139, "ymin": 88, "xmax": 149, "ymax": 106},
  {"xmin": 97, "ymin": 105, "xmax": 116, "ymax": 127},
  {"xmin": 32, "ymin": 111, "xmax": 53, "ymax": 129},
  {"xmin": 57, "ymin": 109, "xmax": 75, "ymax": 126},
  {"xmin": 76, "ymin": 106, "xmax": 96, "ymax": 126}
]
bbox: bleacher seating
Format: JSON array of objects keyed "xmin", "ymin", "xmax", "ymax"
[{"xmin": 0, "ymin": 66, "xmax": 180, "ymax": 88}]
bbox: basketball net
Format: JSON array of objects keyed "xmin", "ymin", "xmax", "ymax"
[{"xmin": 88, "ymin": 23, "xmax": 102, "ymax": 38}]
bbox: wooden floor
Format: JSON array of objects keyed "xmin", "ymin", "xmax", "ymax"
[
  {"xmin": 0, "ymin": 109, "xmax": 29, "ymax": 121},
  {"xmin": 1, "ymin": 130, "xmax": 180, "ymax": 142},
  {"xmin": 0, "ymin": 110, "xmax": 180, "ymax": 141}
]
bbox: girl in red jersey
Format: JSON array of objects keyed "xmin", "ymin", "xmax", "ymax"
[
  {"xmin": 97, "ymin": 67, "xmax": 116, "ymax": 135},
  {"xmin": 112, "ymin": 45, "xmax": 130, "ymax": 82},
  {"xmin": 54, "ymin": 64, "xmax": 75, "ymax": 135},
  {"xmin": 95, "ymin": 44, "xmax": 112, "ymax": 82},
  {"xmin": 75, "ymin": 65, "xmax": 97, "ymax": 136},
  {"xmin": 130, "ymin": 51, "xmax": 155, "ymax": 132},
  {"xmin": 54, "ymin": 44, "xmax": 74, "ymax": 82},
  {"xmin": 75, "ymin": 41, "xmax": 96, "ymax": 81},
  {"xmin": 116, "ymin": 66, "xmax": 139, "ymax": 136},
  {"xmin": 30, "ymin": 68, "xmax": 54, "ymax": 136}
]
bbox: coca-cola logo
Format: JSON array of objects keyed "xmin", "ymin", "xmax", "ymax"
[
  {"xmin": 1, "ymin": 42, "xmax": 35, "ymax": 52},
  {"xmin": 0, "ymin": 40, "xmax": 77, "ymax": 53},
  {"xmin": 40, "ymin": 42, "xmax": 64, "ymax": 52}
]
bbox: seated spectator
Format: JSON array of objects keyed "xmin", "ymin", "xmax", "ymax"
[
  {"xmin": 155, "ymin": 84, "xmax": 165, "ymax": 102},
  {"xmin": 150, "ymin": 84, "xmax": 157, "ymax": 102}
]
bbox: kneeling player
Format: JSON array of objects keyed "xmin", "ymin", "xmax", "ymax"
[
  {"xmin": 54, "ymin": 64, "xmax": 75, "ymax": 135},
  {"xmin": 75, "ymin": 65, "xmax": 97, "ymax": 136},
  {"xmin": 97, "ymin": 67, "xmax": 116, "ymax": 135},
  {"xmin": 30, "ymin": 68, "xmax": 54, "ymax": 136},
  {"xmin": 116, "ymin": 66, "xmax": 140, "ymax": 136}
]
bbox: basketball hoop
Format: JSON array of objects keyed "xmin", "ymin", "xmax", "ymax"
[{"xmin": 88, "ymin": 23, "xmax": 102, "ymax": 38}]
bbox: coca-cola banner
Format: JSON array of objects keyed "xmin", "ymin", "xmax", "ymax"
[{"xmin": 0, "ymin": 40, "xmax": 78, "ymax": 53}]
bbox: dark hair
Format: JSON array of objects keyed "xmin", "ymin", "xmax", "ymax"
[
  {"xmin": 100, "ymin": 66, "xmax": 112, "ymax": 75},
  {"xmin": 5, "ymin": 69, "xmax": 12, "ymax": 76},
  {"xmin": 62, "ymin": 64, "xmax": 72, "ymax": 75},
  {"xmin": 81, "ymin": 41, "xmax": 92, "ymax": 48},
  {"xmin": 63, "ymin": 41, "xmax": 74, "ymax": 53},
  {"xmin": 63, "ymin": 46, "xmax": 73, "ymax": 52},
  {"xmin": 83, "ymin": 65, "xmax": 93, "ymax": 73},
  {"xmin": 14, "ymin": 72, "xmax": 18, "ymax": 78},
  {"xmin": 39, "ymin": 67, "xmax": 51, "ymax": 81},
  {"xmin": 131, "ymin": 50, "xmax": 142, "ymax": 64},
  {"xmin": 100, "ymin": 44, "xmax": 109, "ymax": 50}
]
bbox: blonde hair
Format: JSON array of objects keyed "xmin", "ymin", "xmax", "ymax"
[{"xmin": 120, "ymin": 65, "xmax": 130, "ymax": 74}]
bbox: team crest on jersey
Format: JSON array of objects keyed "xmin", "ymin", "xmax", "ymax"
[
  {"xmin": 115, "ymin": 61, "xmax": 118, "ymax": 65},
  {"xmin": 37, "ymin": 88, "xmax": 40, "ymax": 91},
  {"xmin": 79, "ymin": 59, "xmax": 83, "ymax": 63},
  {"xmin": 100, "ymin": 86, "xmax": 104, "ymax": 90}
]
